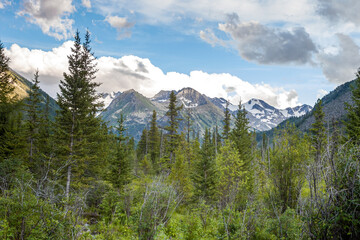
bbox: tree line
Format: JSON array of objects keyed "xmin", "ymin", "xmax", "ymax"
[{"xmin": 1, "ymin": 32, "xmax": 360, "ymax": 239}]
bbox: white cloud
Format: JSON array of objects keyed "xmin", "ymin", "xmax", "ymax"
[
  {"xmin": 4, "ymin": 41, "xmax": 73, "ymax": 96},
  {"xmin": 105, "ymin": 15, "xmax": 134, "ymax": 39},
  {"xmin": 4, "ymin": 41, "xmax": 300, "ymax": 108},
  {"xmin": 0, "ymin": 0, "xmax": 11, "ymax": 9},
  {"xmin": 18, "ymin": 0, "xmax": 75, "ymax": 40},
  {"xmin": 318, "ymin": 34, "xmax": 360, "ymax": 84},
  {"xmin": 317, "ymin": 89, "xmax": 328, "ymax": 99},
  {"xmin": 81, "ymin": 0, "xmax": 91, "ymax": 9}
]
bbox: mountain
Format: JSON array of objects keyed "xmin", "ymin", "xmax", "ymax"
[
  {"xmin": 8, "ymin": 69, "xmax": 58, "ymax": 118},
  {"xmin": 100, "ymin": 87, "xmax": 312, "ymax": 141},
  {"xmin": 155, "ymin": 87, "xmax": 225, "ymax": 135},
  {"xmin": 243, "ymin": 98, "xmax": 312, "ymax": 131},
  {"xmin": 260, "ymin": 79, "xmax": 355, "ymax": 142},
  {"xmin": 101, "ymin": 89, "xmax": 162, "ymax": 140},
  {"xmin": 100, "ymin": 91, "xmax": 122, "ymax": 109}
]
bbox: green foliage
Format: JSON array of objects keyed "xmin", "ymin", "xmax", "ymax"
[
  {"xmin": 216, "ymin": 140, "xmax": 247, "ymax": 204},
  {"xmin": 0, "ymin": 41, "xmax": 23, "ymax": 160},
  {"xmin": 345, "ymin": 68, "xmax": 360, "ymax": 144},
  {"xmin": 310, "ymin": 99, "xmax": 326, "ymax": 163},
  {"xmin": 55, "ymin": 30, "xmax": 104, "ymax": 199},
  {"xmin": 164, "ymin": 90, "xmax": 183, "ymax": 163},
  {"xmin": 222, "ymin": 101, "xmax": 231, "ymax": 140},
  {"xmin": 269, "ymin": 123, "xmax": 310, "ymax": 212},
  {"xmin": 137, "ymin": 128, "xmax": 148, "ymax": 160},
  {"xmin": 192, "ymin": 128, "xmax": 218, "ymax": 203},
  {"xmin": 230, "ymin": 100, "xmax": 252, "ymax": 166},
  {"xmin": 108, "ymin": 114, "xmax": 133, "ymax": 189},
  {"xmin": 169, "ymin": 142, "xmax": 194, "ymax": 201}
]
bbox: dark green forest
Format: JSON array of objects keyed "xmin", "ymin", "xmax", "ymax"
[{"xmin": 1, "ymin": 32, "xmax": 360, "ymax": 240}]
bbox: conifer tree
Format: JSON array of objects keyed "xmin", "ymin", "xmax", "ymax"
[
  {"xmin": 25, "ymin": 70, "xmax": 42, "ymax": 164},
  {"xmin": 216, "ymin": 140, "xmax": 245, "ymax": 208},
  {"xmin": 0, "ymin": 40, "xmax": 21, "ymax": 159},
  {"xmin": 310, "ymin": 99, "xmax": 326, "ymax": 163},
  {"xmin": 212, "ymin": 125, "xmax": 221, "ymax": 155},
  {"xmin": 164, "ymin": 91, "xmax": 182, "ymax": 163},
  {"xmin": 193, "ymin": 128, "xmax": 217, "ymax": 202},
  {"xmin": 345, "ymin": 68, "xmax": 360, "ymax": 144},
  {"xmin": 38, "ymin": 95, "xmax": 52, "ymax": 157},
  {"xmin": 55, "ymin": 30, "xmax": 103, "ymax": 199},
  {"xmin": 148, "ymin": 110, "xmax": 160, "ymax": 170},
  {"xmin": 223, "ymin": 101, "xmax": 231, "ymax": 140},
  {"xmin": 230, "ymin": 100, "xmax": 252, "ymax": 166},
  {"xmin": 137, "ymin": 128, "xmax": 148, "ymax": 161},
  {"xmin": 185, "ymin": 110, "xmax": 192, "ymax": 144},
  {"xmin": 109, "ymin": 114, "xmax": 131, "ymax": 189}
]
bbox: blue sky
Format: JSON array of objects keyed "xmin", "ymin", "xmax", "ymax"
[{"xmin": 1, "ymin": 0, "xmax": 360, "ymax": 108}]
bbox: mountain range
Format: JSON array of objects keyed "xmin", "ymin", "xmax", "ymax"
[
  {"xmin": 10, "ymin": 69, "xmax": 355, "ymax": 143},
  {"xmin": 100, "ymin": 87, "xmax": 312, "ymax": 140}
]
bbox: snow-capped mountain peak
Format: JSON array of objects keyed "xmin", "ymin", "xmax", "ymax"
[{"xmin": 101, "ymin": 91, "xmax": 122, "ymax": 109}]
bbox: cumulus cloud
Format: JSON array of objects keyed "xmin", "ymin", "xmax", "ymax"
[
  {"xmin": 202, "ymin": 14, "xmax": 318, "ymax": 65},
  {"xmin": 317, "ymin": 89, "xmax": 328, "ymax": 99},
  {"xmin": 0, "ymin": 0, "xmax": 11, "ymax": 9},
  {"xmin": 317, "ymin": 0, "xmax": 360, "ymax": 25},
  {"xmin": 4, "ymin": 41, "xmax": 73, "ymax": 96},
  {"xmin": 4, "ymin": 42, "xmax": 300, "ymax": 108},
  {"xmin": 105, "ymin": 15, "xmax": 134, "ymax": 39},
  {"xmin": 18, "ymin": 0, "xmax": 75, "ymax": 40},
  {"xmin": 81, "ymin": 0, "xmax": 91, "ymax": 9},
  {"xmin": 318, "ymin": 34, "xmax": 360, "ymax": 84}
]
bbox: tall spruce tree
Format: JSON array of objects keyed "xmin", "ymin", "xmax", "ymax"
[
  {"xmin": 0, "ymin": 40, "xmax": 21, "ymax": 159},
  {"xmin": 25, "ymin": 70, "xmax": 42, "ymax": 164},
  {"xmin": 310, "ymin": 99, "xmax": 326, "ymax": 163},
  {"xmin": 56, "ymin": 30, "xmax": 102, "ymax": 199},
  {"xmin": 137, "ymin": 128, "xmax": 148, "ymax": 160},
  {"xmin": 230, "ymin": 100, "xmax": 252, "ymax": 166},
  {"xmin": 193, "ymin": 128, "xmax": 217, "ymax": 202},
  {"xmin": 345, "ymin": 68, "xmax": 360, "ymax": 144},
  {"xmin": 148, "ymin": 110, "xmax": 160, "ymax": 171},
  {"xmin": 109, "ymin": 114, "xmax": 131, "ymax": 189},
  {"xmin": 223, "ymin": 101, "xmax": 231, "ymax": 140},
  {"xmin": 164, "ymin": 90, "xmax": 182, "ymax": 163}
]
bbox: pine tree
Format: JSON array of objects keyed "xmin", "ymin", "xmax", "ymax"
[
  {"xmin": 55, "ymin": 30, "xmax": 103, "ymax": 199},
  {"xmin": 185, "ymin": 110, "xmax": 192, "ymax": 144},
  {"xmin": 164, "ymin": 90, "xmax": 182, "ymax": 163},
  {"xmin": 0, "ymin": 40, "xmax": 21, "ymax": 159},
  {"xmin": 25, "ymin": 70, "xmax": 42, "ymax": 164},
  {"xmin": 193, "ymin": 128, "xmax": 218, "ymax": 202},
  {"xmin": 345, "ymin": 68, "xmax": 360, "ymax": 144},
  {"xmin": 310, "ymin": 99, "xmax": 326, "ymax": 163},
  {"xmin": 212, "ymin": 125, "xmax": 221, "ymax": 155},
  {"xmin": 216, "ymin": 140, "xmax": 245, "ymax": 209},
  {"xmin": 230, "ymin": 100, "xmax": 252, "ymax": 166},
  {"xmin": 269, "ymin": 123, "xmax": 310, "ymax": 212},
  {"xmin": 148, "ymin": 110, "xmax": 160, "ymax": 171},
  {"xmin": 109, "ymin": 114, "xmax": 131, "ymax": 189},
  {"xmin": 222, "ymin": 101, "xmax": 231, "ymax": 140},
  {"xmin": 38, "ymin": 95, "xmax": 52, "ymax": 157},
  {"xmin": 137, "ymin": 128, "xmax": 148, "ymax": 161}
]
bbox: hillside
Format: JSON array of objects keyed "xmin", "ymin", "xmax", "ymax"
[
  {"xmin": 260, "ymin": 79, "xmax": 355, "ymax": 141},
  {"xmin": 9, "ymin": 69, "xmax": 58, "ymax": 118}
]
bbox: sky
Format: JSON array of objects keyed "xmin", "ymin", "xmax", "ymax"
[{"xmin": 1, "ymin": 0, "xmax": 360, "ymax": 109}]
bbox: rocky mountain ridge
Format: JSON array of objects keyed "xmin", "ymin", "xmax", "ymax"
[{"xmin": 100, "ymin": 87, "xmax": 312, "ymax": 140}]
